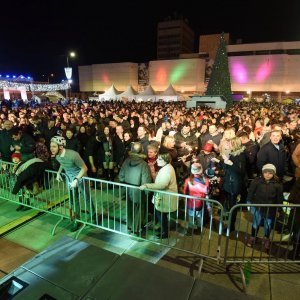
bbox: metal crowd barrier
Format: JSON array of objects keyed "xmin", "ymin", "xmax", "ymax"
[
  {"xmin": 0, "ymin": 160, "xmax": 224, "ymax": 274},
  {"xmin": 70, "ymin": 176, "xmax": 225, "ymax": 274},
  {"xmin": 1, "ymin": 159, "xmax": 300, "ymax": 286},
  {"xmin": 223, "ymin": 203, "xmax": 300, "ymax": 291},
  {"xmin": 0, "ymin": 160, "xmax": 70, "ymax": 234}
]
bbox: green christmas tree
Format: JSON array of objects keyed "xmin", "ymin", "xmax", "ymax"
[{"xmin": 206, "ymin": 32, "xmax": 233, "ymax": 108}]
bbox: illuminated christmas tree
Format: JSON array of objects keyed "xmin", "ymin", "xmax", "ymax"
[{"xmin": 206, "ymin": 32, "xmax": 233, "ymax": 108}]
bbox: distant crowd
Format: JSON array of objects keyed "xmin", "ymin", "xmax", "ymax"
[{"xmin": 0, "ymin": 99, "xmax": 299, "ymax": 241}]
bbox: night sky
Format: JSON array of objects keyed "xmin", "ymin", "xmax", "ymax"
[{"xmin": 0, "ymin": 0, "xmax": 299, "ymax": 84}]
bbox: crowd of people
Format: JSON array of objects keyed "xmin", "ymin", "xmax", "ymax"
[{"xmin": 0, "ymin": 98, "xmax": 299, "ymax": 251}]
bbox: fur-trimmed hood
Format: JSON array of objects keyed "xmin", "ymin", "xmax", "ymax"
[{"xmin": 229, "ymin": 146, "xmax": 245, "ymax": 157}]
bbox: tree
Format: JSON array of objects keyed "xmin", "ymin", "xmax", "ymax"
[{"xmin": 206, "ymin": 33, "xmax": 233, "ymax": 109}]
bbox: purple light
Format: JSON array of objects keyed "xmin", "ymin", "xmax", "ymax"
[
  {"xmin": 256, "ymin": 60, "xmax": 272, "ymax": 82},
  {"xmin": 231, "ymin": 62, "xmax": 248, "ymax": 84}
]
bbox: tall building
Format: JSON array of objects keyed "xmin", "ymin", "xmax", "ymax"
[
  {"xmin": 199, "ymin": 33, "xmax": 230, "ymax": 59},
  {"xmin": 157, "ymin": 19, "xmax": 195, "ymax": 60}
]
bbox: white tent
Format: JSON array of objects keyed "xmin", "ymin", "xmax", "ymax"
[
  {"xmin": 117, "ymin": 85, "xmax": 138, "ymax": 101},
  {"xmin": 99, "ymin": 85, "xmax": 120, "ymax": 101},
  {"xmin": 156, "ymin": 84, "xmax": 180, "ymax": 101},
  {"xmin": 136, "ymin": 85, "xmax": 156, "ymax": 102}
]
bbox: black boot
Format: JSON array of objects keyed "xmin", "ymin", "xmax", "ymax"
[
  {"xmin": 109, "ymin": 169, "xmax": 115, "ymax": 181},
  {"xmin": 103, "ymin": 169, "xmax": 109, "ymax": 181}
]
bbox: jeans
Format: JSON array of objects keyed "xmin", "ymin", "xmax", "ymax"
[{"xmin": 251, "ymin": 207, "xmax": 274, "ymax": 238}]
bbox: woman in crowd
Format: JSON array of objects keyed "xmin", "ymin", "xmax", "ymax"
[
  {"xmin": 220, "ymin": 136, "xmax": 246, "ymax": 232},
  {"xmin": 146, "ymin": 143, "xmax": 160, "ymax": 182},
  {"xmin": 102, "ymin": 126, "xmax": 115, "ymax": 182},
  {"xmin": 65, "ymin": 128, "xmax": 80, "ymax": 152},
  {"xmin": 140, "ymin": 151, "xmax": 178, "ymax": 239},
  {"xmin": 77, "ymin": 125, "xmax": 89, "ymax": 158},
  {"xmin": 123, "ymin": 131, "xmax": 133, "ymax": 160}
]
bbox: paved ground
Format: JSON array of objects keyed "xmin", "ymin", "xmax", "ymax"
[{"xmin": 1, "ymin": 198, "xmax": 300, "ymax": 299}]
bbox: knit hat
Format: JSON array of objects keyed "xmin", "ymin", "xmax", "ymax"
[
  {"xmin": 262, "ymin": 164, "xmax": 276, "ymax": 175},
  {"xmin": 11, "ymin": 152, "xmax": 21, "ymax": 160},
  {"xmin": 202, "ymin": 143, "xmax": 213, "ymax": 152},
  {"xmin": 191, "ymin": 163, "xmax": 203, "ymax": 175}
]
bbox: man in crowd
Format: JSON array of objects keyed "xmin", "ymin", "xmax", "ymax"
[{"xmin": 50, "ymin": 135, "xmax": 96, "ymax": 231}]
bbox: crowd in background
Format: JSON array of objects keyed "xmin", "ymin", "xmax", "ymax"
[{"xmin": 0, "ymin": 99, "xmax": 299, "ymax": 244}]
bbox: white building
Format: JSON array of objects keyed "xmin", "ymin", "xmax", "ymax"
[{"xmin": 78, "ymin": 39, "xmax": 300, "ymax": 99}]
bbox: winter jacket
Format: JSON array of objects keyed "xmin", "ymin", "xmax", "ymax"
[
  {"xmin": 12, "ymin": 158, "xmax": 47, "ymax": 195},
  {"xmin": 12, "ymin": 133, "xmax": 36, "ymax": 162},
  {"xmin": 66, "ymin": 137, "xmax": 80, "ymax": 152},
  {"xmin": 257, "ymin": 141, "xmax": 288, "ymax": 178},
  {"xmin": 288, "ymin": 178, "xmax": 300, "ymax": 230},
  {"xmin": 174, "ymin": 131, "xmax": 198, "ymax": 157},
  {"xmin": 183, "ymin": 177, "xmax": 209, "ymax": 210},
  {"xmin": 145, "ymin": 163, "xmax": 178, "ymax": 213},
  {"xmin": 243, "ymin": 140, "xmax": 259, "ymax": 178},
  {"xmin": 292, "ymin": 143, "xmax": 300, "ymax": 178},
  {"xmin": 0, "ymin": 129, "xmax": 13, "ymax": 161},
  {"xmin": 222, "ymin": 149, "xmax": 247, "ymax": 195},
  {"xmin": 119, "ymin": 153, "xmax": 152, "ymax": 203},
  {"xmin": 247, "ymin": 176, "xmax": 284, "ymax": 217}
]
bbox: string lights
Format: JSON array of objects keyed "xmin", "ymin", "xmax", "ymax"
[{"xmin": 0, "ymin": 80, "xmax": 69, "ymax": 92}]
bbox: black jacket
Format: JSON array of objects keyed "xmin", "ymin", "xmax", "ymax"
[
  {"xmin": 257, "ymin": 141, "xmax": 288, "ymax": 178},
  {"xmin": 247, "ymin": 176, "xmax": 284, "ymax": 217}
]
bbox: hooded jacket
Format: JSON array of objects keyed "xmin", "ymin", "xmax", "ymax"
[{"xmin": 119, "ymin": 153, "xmax": 152, "ymax": 203}]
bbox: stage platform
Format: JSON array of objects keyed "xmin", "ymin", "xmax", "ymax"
[{"xmin": 0, "ymin": 236, "xmax": 255, "ymax": 300}]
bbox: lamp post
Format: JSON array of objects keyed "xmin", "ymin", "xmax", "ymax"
[{"xmin": 65, "ymin": 51, "xmax": 76, "ymax": 99}]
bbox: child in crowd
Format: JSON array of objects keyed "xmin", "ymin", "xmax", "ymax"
[
  {"xmin": 246, "ymin": 164, "xmax": 284, "ymax": 251},
  {"xmin": 183, "ymin": 163, "xmax": 211, "ymax": 235}
]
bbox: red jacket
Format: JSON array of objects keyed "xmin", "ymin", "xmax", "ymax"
[{"xmin": 183, "ymin": 177, "xmax": 209, "ymax": 210}]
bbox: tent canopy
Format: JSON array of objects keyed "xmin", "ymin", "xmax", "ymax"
[
  {"xmin": 99, "ymin": 85, "xmax": 120, "ymax": 100},
  {"xmin": 138, "ymin": 85, "xmax": 156, "ymax": 96},
  {"xmin": 160, "ymin": 84, "xmax": 179, "ymax": 96},
  {"xmin": 118, "ymin": 85, "xmax": 138, "ymax": 100}
]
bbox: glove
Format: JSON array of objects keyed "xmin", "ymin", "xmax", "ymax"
[
  {"xmin": 70, "ymin": 179, "xmax": 78, "ymax": 188},
  {"xmin": 56, "ymin": 173, "xmax": 63, "ymax": 182}
]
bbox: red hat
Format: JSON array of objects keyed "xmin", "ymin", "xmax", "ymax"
[
  {"xmin": 11, "ymin": 152, "xmax": 21, "ymax": 160},
  {"xmin": 202, "ymin": 143, "xmax": 213, "ymax": 152}
]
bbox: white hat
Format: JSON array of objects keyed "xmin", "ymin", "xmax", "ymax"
[
  {"xmin": 262, "ymin": 164, "xmax": 276, "ymax": 175},
  {"xmin": 191, "ymin": 163, "xmax": 203, "ymax": 175}
]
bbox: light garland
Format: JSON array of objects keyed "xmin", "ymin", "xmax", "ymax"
[{"xmin": 0, "ymin": 80, "xmax": 69, "ymax": 92}]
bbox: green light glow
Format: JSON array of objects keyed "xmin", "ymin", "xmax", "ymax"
[{"xmin": 169, "ymin": 61, "xmax": 191, "ymax": 83}]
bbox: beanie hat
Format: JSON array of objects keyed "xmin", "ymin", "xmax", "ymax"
[
  {"xmin": 11, "ymin": 152, "xmax": 21, "ymax": 160},
  {"xmin": 262, "ymin": 164, "xmax": 276, "ymax": 175},
  {"xmin": 202, "ymin": 143, "xmax": 213, "ymax": 152},
  {"xmin": 191, "ymin": 163, "xmax": 203, "ymax": 175}
]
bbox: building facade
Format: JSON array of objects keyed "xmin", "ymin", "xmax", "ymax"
[
  {"xmin": 78, "ymin": 36, "xmax": 300, "ymax": 100},
  {"xmin": 157, "ymin": 20, "xmax": 195, "ymax": 60}
]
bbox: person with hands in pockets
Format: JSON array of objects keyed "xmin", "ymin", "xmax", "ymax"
[{"xmin": 50, "ymin": 135, "xmax": 95, "ymax": 232}]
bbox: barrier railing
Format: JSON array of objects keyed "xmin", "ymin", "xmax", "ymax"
[
  {"xmin": 223, "ymin": 203, "xmax": 300, "ymax": 291},
  {"xmin": 0, "ymin": 160, "xmax": 70, "ymax": 234},
  {"xmin": 1, "ymin": 159, "xmax": 300, "ymax": 286},
  {"xmin": 0, "ymin": 160, "xmax": 224, "ymax": 274}
]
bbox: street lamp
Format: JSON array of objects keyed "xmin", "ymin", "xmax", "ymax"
[
  {"xmin": 66, "ymin": 51, "xmax": 76, "ymax": 68},
  {"xmin": 64, "ymin": 51, "xmax": 76, "ymax": 99}
]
